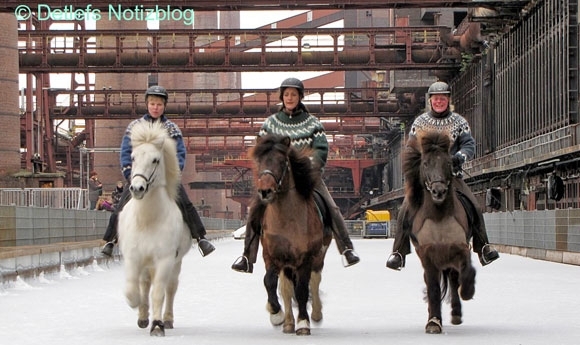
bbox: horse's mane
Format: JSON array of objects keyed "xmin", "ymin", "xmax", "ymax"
[
  {"xmin": 403, "ymin": 130, "xmax": 451, "ymax": 208},
  {"xmin": 251, "ymin": 135, "xmax": 320, "ymax": 200},
  {"xmin": 130, "ymin": 121, "xmax": 180, "ymax": 200}
]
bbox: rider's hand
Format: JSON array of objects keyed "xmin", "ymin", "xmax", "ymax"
[{"xmin": 451, "ymin": 152, "xmax": 466, "ymax": 174}]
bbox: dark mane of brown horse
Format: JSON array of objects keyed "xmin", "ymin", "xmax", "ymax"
[
  {"xmin": 250, "ymin": 135, "xmax": 320, "ymax": 200},
  {"xmin": 403, "ymin": 130, "xmax": 452, "ymax": 210}
]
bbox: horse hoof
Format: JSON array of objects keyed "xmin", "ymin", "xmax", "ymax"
[
  {"xmin": 137, "ymin": 319, "xmax": 149, "ymax": 329},
  {"xmin": 150, "ymin": 320, "xmax": 165, "ymax": 337},
  {"xmin": 425, "ymin": 317, "xmax": 442, "ymax": 334},
  {"xmin": 311, "ymin": 311, "xmax": 323, "ymax": 323},
  {"xmin": 296, "ymin": 328, "xmax": 311, "ymax": 336},
  {"xmin": 460, "ymin": 284, "xmax": 475, "ymax": 300},
  {"xmin": 451, "ymin": 315, "xmax": 462, "ymax": 325},
  {"xmin": 164, "ymin": 320, "xmax": 174, "ymax": 329},
  {"xmin": 283, "ymin": 324, "xmax": 295, "ymax": 333},
  {"xmin": 295, "ymin": 319, "xmax": 310, "ymax": 335},
  {"xmin": 270, "ymin": 310, "xmax": 284, "ymax": 326}
]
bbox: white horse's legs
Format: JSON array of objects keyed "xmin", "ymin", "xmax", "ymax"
[
  {"xmin": 137, "ymin": 269, "xmax": 152, "ymax": 328},
  {"xmin": 124, "ymin": 259, "xmax": 142, "ymax": 309},
  {"xmin": 310, "ymin": 271, "xmax": 323, "ymax": 322},
  {"xmin": 163, "ymin": 260, "xmax": 183, "ymax": 329},
  {"xmin": 279, "ymin": 274, "xmax": 295, "ymax": 334},
  {"xmin": 150, "ymin": 258, "xmax": 174, "ymax": 324}
]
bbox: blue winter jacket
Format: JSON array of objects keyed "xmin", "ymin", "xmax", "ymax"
[{"xmin": 120, "ymin": 114, "xmax": 186, "ymax": 180}]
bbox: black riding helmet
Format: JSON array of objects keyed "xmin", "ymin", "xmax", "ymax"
[
  {"xmin": 145, "ymin": 85, "xmax": 169, "ymax": 104},
  {"xmin": 427, "ymin": 81, "xmax": 451, "ymax": 96},
  {"xmin": 279, "ymin": 77, "xmax": 305, "ymax": 101}
]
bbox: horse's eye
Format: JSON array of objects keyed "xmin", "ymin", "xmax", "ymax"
[{"xmin": 152, "ymin": 158, "xmax": 159, "ymax": 164}]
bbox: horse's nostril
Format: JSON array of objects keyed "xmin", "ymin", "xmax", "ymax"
[{"xmin": 259, "ymin": 189, "xmax": 273, "ymax": 200}]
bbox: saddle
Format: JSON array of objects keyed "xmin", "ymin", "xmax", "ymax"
[
  {"xmin": 249, "ymin": 191, "xmax": 328, "ymax": 237},
  {"xmin": 455, "ymin": 189, "xmax": 478, "ymax": 236},
  {"xmin": 313, "ymin": 189, "xmax": 331, "ymax": 227}
]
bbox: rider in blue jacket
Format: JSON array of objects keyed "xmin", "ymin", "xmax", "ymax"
[{"xmin": 101, "ymin": 85, "xmax": 215, "ymax": 257}]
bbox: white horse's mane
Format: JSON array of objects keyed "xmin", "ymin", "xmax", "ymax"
[{"xmin": 130, "ymin": 121, "xmax": 181, "ymax": 201}]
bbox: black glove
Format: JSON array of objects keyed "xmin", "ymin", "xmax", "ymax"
[{"xmin": 451, "ymin": 152, "xmax": 466, "ymax": 174}]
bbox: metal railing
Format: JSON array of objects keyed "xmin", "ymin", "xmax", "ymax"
[{"xmin": 0, "ymin": 188, "xmax": 88, "ymax": 209}]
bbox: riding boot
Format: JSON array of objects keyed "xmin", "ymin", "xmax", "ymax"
[
  {"xmin": 471, "ymin": 209, "xmax": 499, "ymax": 266},
  {"xmin": 101, "ymin": 213, "xmax": 117, "ymax": 257},
  {"xmin": 386, "ymin": 202, "xmax": 412, "ymax": 270},
  {"xmin": 315, "ymin": 183, "xmax": 360, "ymax": 267},
  {"xmin": 232, "ymin": 200, "xmax": 266, "ymax": 274},
  {"xmin": 454, "ymin": 180, "xmax": 499, "ymax": 266},
  {"xmin": 177, "ymin": 185, "xmax": 215, "ymax": 257},
  {"xmin": 101, "ymin": 187, "xmax": 131, "ymax": 257}
]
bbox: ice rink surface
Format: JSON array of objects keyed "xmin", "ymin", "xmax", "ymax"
[{"xmin": 1, "ymin": 238, "xmax": 579, "ymax": 345}]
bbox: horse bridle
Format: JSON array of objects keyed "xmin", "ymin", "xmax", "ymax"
[
  {"xmin": 424, "ymin": 178, "xmax": 450, "ymax": 192},
  {"xmin": 131, "ymin": 159, "xmax": 160, "ymax": 193},
  {"xmin": 258, "ymin": 158, "xmax": 290, "ymax": 193}
]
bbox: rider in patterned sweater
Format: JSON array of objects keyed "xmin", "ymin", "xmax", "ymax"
[
  {"xmin": 385, "ymin": 81, "xmax": 500, "ymax": 270},
  {"xmin": 231, "ymin": 77, "xmax": 360, "ymax": 273},
  {"xmin": 101, "ymin": 85, "xmax": 215, "ymax": 258}
]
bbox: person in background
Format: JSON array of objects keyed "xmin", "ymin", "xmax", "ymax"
[
  {"xmin": 88, "ymin": 171, "xmax": 103, "ymax": 210},
  {"xmin": 31, "ymin": 153, "xmax": 43, "ymax": 173},
  {"xmin": 231, "ymin": 77, "xmax": 360, "ymax": 273},
  {"xmin": 385, "ymin": 81, "xmax": 500, "ymax": 270},
  {"xmin": 97, "ymin": 197, "xmax": 115, "ymax": 212},
  {"xmin": 111, "ymin": 181, "xmax": 124, "ymax": 210},
  {"xmin": 101, "ymin": 85, "xmax": 215, "ymax": 258}
]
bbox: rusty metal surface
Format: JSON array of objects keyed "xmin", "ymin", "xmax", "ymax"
[
  {"xmin": 46, "ymin": 87, "xmax": 414, "ymax": 122},
  {"xmin": 0, "ymin": 1, "xmax": 534, "ymax": 11},
  {"xmin": 18, "ymin": 27, "xmax": 460, "ymax": 73}
]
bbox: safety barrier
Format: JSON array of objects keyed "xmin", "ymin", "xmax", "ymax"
[{"xmin": 0, "ymin": 188, "xmax": 88, "ymax": 209}]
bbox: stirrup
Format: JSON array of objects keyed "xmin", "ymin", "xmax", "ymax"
[
  {"xmin": 341, "ymin": 249, "xmax": 360, "ymax": 267},
  {"xmin": 197, "ymin": 238, "xmax": 215, "ymax": 257},
  {"xmin": 231, "ymin": 255, "xmax": 253, "ymax": 273},
  {"xmin": 101, "ymin": 242, "xmax": 114, "ymax": 257},
  {"xmin": 480, "ymin": 244, "xmax": 499, "ymax": 265},
  {"xmin": 386, "ymin": 251, "xmax": 405, "ymax": 270}
]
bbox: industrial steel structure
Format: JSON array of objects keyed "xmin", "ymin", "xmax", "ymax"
[{"xmin": 5, "ymin": 0, "xmax": 579, "ymax": 220}]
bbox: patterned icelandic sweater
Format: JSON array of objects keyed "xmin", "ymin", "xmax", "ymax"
[
  {"xmin": 409, "ymin": 110, "xmax": 476, "ymax": 160},
  {"xmin": 259, "ymin": 107, "xmax": 329, "ymax": 167}
]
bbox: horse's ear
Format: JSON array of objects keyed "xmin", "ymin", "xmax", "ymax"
[{"xmin": 282, "ymin": 136, "xmax": 291, "ymax": 148}]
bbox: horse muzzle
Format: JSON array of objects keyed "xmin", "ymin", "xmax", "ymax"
[
  {"xmin": 129, "ymin": 177, "xmax": 148, "ymax": 200},
  {"xmin": 427, "ymin": 181, "xmax": 448, "ymax": 204},
  {"xmin": 257, "ymin": 188, "xmax": 275, "ymax": 203}
]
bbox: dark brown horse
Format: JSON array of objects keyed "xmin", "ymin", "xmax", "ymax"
[
  {"xmin": 404, "ymin": 130, "xmax": 477, "ymax": 334},
  {"xmin": 250, "ymin": 134, "xmax": 332, "ymax": 336}
]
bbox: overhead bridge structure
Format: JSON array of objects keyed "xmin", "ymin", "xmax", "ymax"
[
  {"xmin": 7, "ymin": 0, "xmax": 537, "ymax": 219},
  {"xmin": 19, "ymin": 27, "xmax": 461, "ymax": 73}
]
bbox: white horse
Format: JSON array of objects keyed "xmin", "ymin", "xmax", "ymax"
[{"xmin": 118, "ymin": 120, "xmax": 192, "ymax": 336}]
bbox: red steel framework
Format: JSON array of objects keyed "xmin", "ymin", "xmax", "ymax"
[{"xmin": 13, "ymin": 0, "xmax": 534, "ymax": 216}]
